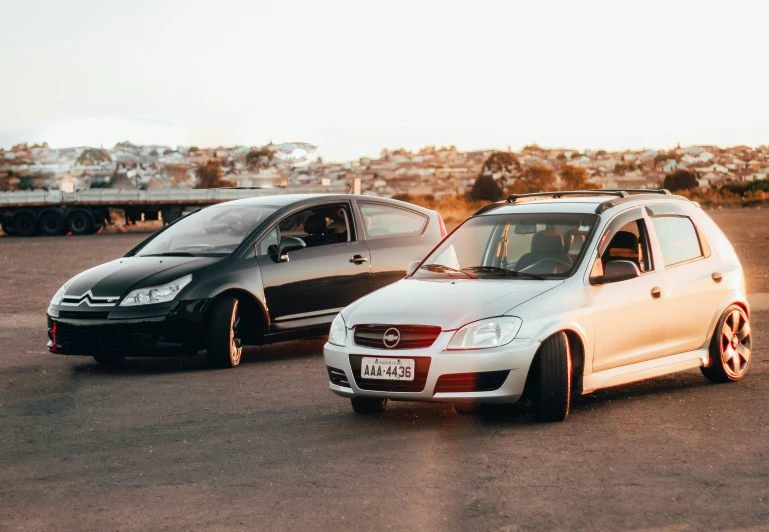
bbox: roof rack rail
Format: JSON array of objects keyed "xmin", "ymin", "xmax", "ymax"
[{"xmin": 506, "ymin": 189, "xmax": 670, "ymax": 204}]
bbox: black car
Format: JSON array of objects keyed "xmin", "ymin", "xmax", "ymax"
[{"xmin": 47, "ymin": 194, "xmax": 446, "ymax": 367}]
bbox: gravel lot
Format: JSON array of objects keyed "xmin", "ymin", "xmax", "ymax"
[{"xmin": 1, "ymin": 208, "xmax": 768, "ymax": 531}]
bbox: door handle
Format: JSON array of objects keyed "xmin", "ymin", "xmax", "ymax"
[
  {"xmin": 350, "ymin": 255, "xmax": 369, "ymax": 264},
  {"xmin": 651, "ymin": 286, "xmax": 662, "ymax": 299},
  {"xmin": 712, "ymin": 272, "xmax": 723, "ymax": 283}
]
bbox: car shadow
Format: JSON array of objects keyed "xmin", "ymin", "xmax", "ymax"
[{"xmin": 68, "ymin": 337, "xmax": 327, "ymax": 376}]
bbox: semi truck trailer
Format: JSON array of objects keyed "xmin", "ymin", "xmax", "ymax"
[{"xmin": 0, "ymin": 185, "xmax": 349, "ymax": 237}]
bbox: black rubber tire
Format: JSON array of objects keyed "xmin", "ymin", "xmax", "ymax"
[
  {"xmin": 533, "ymin": 332, "xmax": 572, "ymax": 422},
  {"xmin": 92, "ymin": 354, "xmax": 124, "ymax": 367},
  {"xmin": 453, "ymin": 403, "xmax": 479, "ymax": 415},
  {"xmin": 13, "ymin": 211, "xmax": 37, "ymax": 237},
  {"xmin": 67, "ymin": 211, "xmax": 94, "ymax": 235},
  {"xmin": 351, "ymin": 397, "xmax": 387, "ymax": 414},
  {"xmin": 1, "ymin": 221, "xmax": 14, "ymax": 236},
  {"xmin": 701, "ymin": 305, "xmax": 751, "ymax": 383},
  {"xmin": 206, "ymin": 296, "xmax": 243, "ymax": 368},
  {"xmin": 39, "ymin": 212, "xmax": 65, "ymax": 236}
]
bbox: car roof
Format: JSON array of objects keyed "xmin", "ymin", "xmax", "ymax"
[{"xmin": 216, "ymin": 193, "xmax": 435, "ymax": 213}]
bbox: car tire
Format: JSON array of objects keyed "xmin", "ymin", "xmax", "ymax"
[
  {"xmin": 533, "ymin": 332, "xmax": 572, "ymax": 422},
  {"xmin": 453, "ymin": 403, "xmax": 479, "ymax": 415},
  {"xmin": 13, "ymin": 211, "xmax": 37, "ymax": 237},
  {"xmin": 67, "ymin": 211, "xmax": 93, "ymax": 235},
  {"xmin": 701, "ymin": 305, "xmax": 751, "ymax": 383},
  {"xmin": 92, "ymin": 354, "xmax": 124, "ymax": 367},
  {"xmin": 351, "ymin": 397, "xmax": 387, "ymax": 414},
  {"xmin": 206, "ymin": 296, "xmax": 243, "ymax": 368},
  {"xmin": 39, "ymin": 212, "xmax": 65, "ymax": 236}
]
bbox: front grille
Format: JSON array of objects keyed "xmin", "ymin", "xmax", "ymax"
[
  {"xmin": 327, "ymin": 366, "xmax": 351, "ymax": 388},
  {"xmin": 58, "ymin": 310, "xmax": 111, "ymax": 320},
  {"xmin": 433, "ymin": 371, "xmax": 510, "ymax": 395},
  {"xmin": 349, "ymin": 355, "xmax": 431, "ymax": 392},
  {"xmin": 354, "ymin": 324, "xmax": 441, "ymax": 350},
  {"xmin": 52, "ymin": 322, "xmax": 114, "ymax": 345}
]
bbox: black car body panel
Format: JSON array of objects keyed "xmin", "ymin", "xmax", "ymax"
[{"xmin": 47, "ymin": 194, "xmax": 444, "ymax": 358}]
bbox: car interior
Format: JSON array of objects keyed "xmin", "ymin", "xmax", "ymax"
[
  {"xmin": 602, "ymin": 220, "xmax": 651, "ymax": 272},
  {"xmin": 279, "ymin": 205, "xmax": 351, "ymax": 248}
]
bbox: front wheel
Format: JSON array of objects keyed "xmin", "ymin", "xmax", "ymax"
[
  {"xmin": 701, "ymin": 305, "xmax": 751, "ymax": 383},
  {"xmin": 351, "ymin": 397, "xmax": 387, "ymax": 414},
  {"xmin": 532, "ymin": 332, "xmax": 572, "ymax": 422},
  {"xmin": 67, "ymin": 211, "xmax": 93, "ymax": 235},
  {"xmin": 207, "ymin": 296, "xmax": 243, "ymax": 368}
]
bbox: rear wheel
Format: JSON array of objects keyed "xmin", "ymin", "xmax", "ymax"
[
  {"xmin": 533, "ymin": 332, "xmax": 572, "ymax": 422},
  {"xmin": 67, "ymin": 211, "xmax": 93, "ymax": 235},
  {"xmin": 351, "ymin": 397, "xmax": 387, "ymax": 414},
  {"xmin": 207, "ymin": 296, "xmax": 243, "ymax": 368},
  {"xmin": 39, "ymin": 212, "xmax": 65, "ymax": 236},
  {"xmin": 701, "ymin": 305, "xmax": 751, "ymax": 383},
  {"xmin": 13, "ymin": 211, "xmax": 37, "ymax": 237}
]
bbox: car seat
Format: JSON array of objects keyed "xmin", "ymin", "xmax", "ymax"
[
  {"xmin": 302, "ymin": 214, "xmax": 332, "ymax": 247},
  {"xmin": 515, "ymin": 230, "xmax": 573, "ymax": 271},
  {"xmin": 603, "ymin": 231, "xmax": 640, "ymax": 268}
]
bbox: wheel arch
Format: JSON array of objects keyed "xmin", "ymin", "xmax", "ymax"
[
  {"xmin": 207, "ymin": 288, "xmax": 269, "ymax": 345},
  {"xmin": 524, "ymin": 325, "xmax": 587, "ymax": 397}
]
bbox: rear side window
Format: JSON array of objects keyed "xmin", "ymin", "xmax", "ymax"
[
  {"xmin": 359, "ymin": 203, "xmax": 427, "ymax": 238},
  {"xmin": 651, "ymin": 216, "xmax": 703, "ymax": 266}
]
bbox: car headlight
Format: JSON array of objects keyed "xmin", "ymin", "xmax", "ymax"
[
  {"xmin": 328, "ymin": 313, "xmax": 347, "ymax": 347},
  {"xmin": 51, "ymin": 279, "xmax": 75, "ymax": 306},
  {"xmin": 119, "ymin": 274, "xmax": 193, "ymax": 307},
  {"xmin": 447, "ymin": 316, "xmax": 522, "ymax": 350}
]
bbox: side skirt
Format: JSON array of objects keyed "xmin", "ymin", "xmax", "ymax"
[{"xmin": 581, "ymin": 349, "xmax": 708, "ymax": 394}]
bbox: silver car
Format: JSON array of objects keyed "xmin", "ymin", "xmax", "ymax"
[{"xmin": 323, "ymin": 190, "xmax": 751, "ymax": 421}]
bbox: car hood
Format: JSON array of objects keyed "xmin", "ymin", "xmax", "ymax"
[
  {"xmin": 63, "ymin": 256, "xmax": 222, "ymax": 300},
  {"xmin": 343, "ymin": 278, "xmax": 563, "ymax": 330}
]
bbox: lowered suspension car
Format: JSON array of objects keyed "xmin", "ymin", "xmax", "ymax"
[
  {"xmin": 324, "ymin": 190, "xmax": 751, "ymax": 420},
  {"xmin": 48, "ymin": 194, "xmax": 445, "ymax": 367}
]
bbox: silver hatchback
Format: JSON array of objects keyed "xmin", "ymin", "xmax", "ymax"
[{"xmin": 324, "ymin": 190, "xmax": 751, "ymax": 421}]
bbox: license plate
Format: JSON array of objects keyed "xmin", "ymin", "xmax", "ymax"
[{"xmin": 361, "ymin": 357, "xmax": 415, "ymax": 381}]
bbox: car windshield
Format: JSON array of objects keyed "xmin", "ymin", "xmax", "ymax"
[
  {"xmin": 136, "ymin": 205, "xmax": 277, "ymax": 257},
  {"xmin": 415, "ymin": 212, "xmax": 599, "ymax": 279}
]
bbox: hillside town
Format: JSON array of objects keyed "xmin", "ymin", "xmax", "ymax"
[{"xmin": 1, "ymin": 140, "xmax": 768, "ymax": 197}]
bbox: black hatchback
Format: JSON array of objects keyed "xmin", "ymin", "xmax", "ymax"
[{"xmin": 47, "ymin": 194, "xmax": 446, "ymax": 367}]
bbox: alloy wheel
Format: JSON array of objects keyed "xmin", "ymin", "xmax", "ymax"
[
  {"xmin": 229, "ymin": 302, "xmax": 243, "ymax": 365},
  {"xmin": 720, "ymin": 308, "xmax": 751, "ymax": 379}
]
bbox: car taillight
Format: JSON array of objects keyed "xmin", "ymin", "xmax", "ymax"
[
  {"xmin": 51, "ymin": 322, "xmax": 57, "ymax": 353},
  {"xmin": 437, "ymin": 214, "xmax": 447, "ymax": 238}
]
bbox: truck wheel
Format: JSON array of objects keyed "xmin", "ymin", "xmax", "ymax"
[
  {"xmin": 533, "ymin": 332, "xmax": 572, "ymax": 422},
  {"xmin": 67, "ymin": 212, "xmax": 93, "ymax": 235},
  {"xmin": 1, "ymin": 221, "xmax": 14, "ymax": 236},
  {"xmin": 39, "ymin": 212, "xmax": 65, "ymax": 236},
  {"xmin": 206, "ymin": 296, "xmax": 243, "ymax": 368},
  {"xmin": 13, "ymin": 211, "xmax": 37, "ymax": 237},
  {"xmin": 701, "ymin": 305, "xmax": 752, "ymax": 383}
]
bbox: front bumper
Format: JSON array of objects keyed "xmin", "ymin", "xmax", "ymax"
[
  {"xmin": 47, "ymin": 299, "xmax": 212, "ymax": 357},
  {"xmin": 323, "ymin": 331, "xmax": 540, "ymax": 404}
]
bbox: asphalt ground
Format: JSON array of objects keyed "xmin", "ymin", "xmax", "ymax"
[{"xmin": 1, "ymin": 209, "xmax": 768, "ymax": 531}]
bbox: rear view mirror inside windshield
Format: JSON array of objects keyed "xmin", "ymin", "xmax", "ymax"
[{"xmin": 514, "ymin": 223, "xmax": 537, "ymax": 235}]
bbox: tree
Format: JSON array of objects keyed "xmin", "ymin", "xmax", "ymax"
[
  {"xmin": 196, "ymin": 159, "xmax": 234, "ymax": 188},
  {"xmin": 663, "ymin": 169, "xmax": 698, "ymax": 192},
  {"xmin": 18, "ymin": 175, "xmax": 35, "ymax": 190},
  {"xmin": 560, "ymin": 164, "xmax": 589, "ymax": 190},
  {"xmin": 468, "ymin": 174, "xmax": 504, "ymax": 202},
  {"xmin": 76, "ymin": 148, "xmax": 113, "ymax": 166},
  {"xmin": 246, "ymin": 148, "xmax": 273, "ymax": 170},
  {"xmin": 480, "ymin": 151, "xmax": 522, "ymax": 190},
  {"xmin": 521, "ymin": 164, "xmax": 555, "ymax": 192}
]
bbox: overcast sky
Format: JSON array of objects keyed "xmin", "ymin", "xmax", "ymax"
[{"xmin": 1, "ymin": 0, "xmax": 767, "ymax": 161}]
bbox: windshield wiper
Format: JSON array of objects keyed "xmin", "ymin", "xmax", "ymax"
[
  {"xmin": 462, "ymin": 266, "xmax": 548, "ymax": 280},
  {"xmin": 420, "ymin": 264, "xmax": 476, "ymax": 279},
  {"xmin": 142, "ymin": 252, "xmax": 197, "ymax": 257}
]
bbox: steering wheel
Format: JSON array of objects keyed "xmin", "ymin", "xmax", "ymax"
[{"xmin": 523, "ymin": 257, "xmax": 572, "ymax": 274}]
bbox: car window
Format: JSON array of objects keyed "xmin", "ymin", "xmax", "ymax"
[
  {"xmin": 256, "ymin": 226, "xmax": 279, "ymax": 256},
  {"xmin": 359, "ymin": 203, "xmax": 426, "ymax": 238},
  {"xmin": 651, "ymin": 216, "xmax": 703, "ymax": 266},
  {"xmin": 278, "ymin": 204, "xmax": 351, "ymax": 249},
  {"xmin": 603, "ymin": 218, "xmax": 653, "ymax": 272}
]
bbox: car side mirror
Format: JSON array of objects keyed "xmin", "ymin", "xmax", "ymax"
[
  {"xmin": 591, "ymin": 260, "xmax": 641, "ymax": 285},
  {"xmin": 406, "ymin": 260, "xmax": 421, "ymax": 276},
  {"xmin": 278, "ymin": 236, "xmax": 306, "ymax": 262}
]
